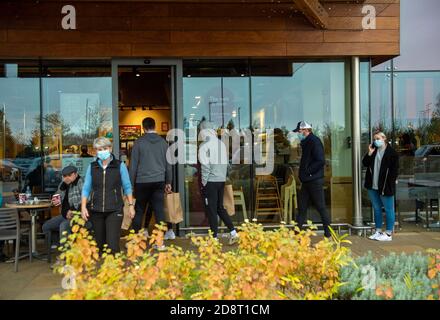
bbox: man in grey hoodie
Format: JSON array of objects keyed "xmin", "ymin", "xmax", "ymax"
[{"xmin": 129, "ymin": 117, "xmax": 173, "ymax": 237}]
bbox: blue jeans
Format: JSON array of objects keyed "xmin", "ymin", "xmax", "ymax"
[
  {"xmin": 42, "ymin": 215, "xmax": 71, "ymax": 242},
  {"xmin": 367, "ymin": 189, "xmax": 395, "ymax": 233}
]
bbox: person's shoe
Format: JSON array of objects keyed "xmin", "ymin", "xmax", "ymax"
[
  {"xmin": 152, "ymin": 244, "xmax": 166, "ymax": 251},
  {"xmin": 164, "ymin": 229, "xmax": 176, "ymax": 240},
  {"xmin": 143, "ymin": 230, "xmax": 149, "ymax": 238},
  {"xmin": 376, "ymin": 232, "xmax": 392, "ymax": 242},
  {"xmin": 228, "ymin": 233, "xmax": 239, "ymax": 245},
  {"xmin": 369, "ymin": 231, "xmax": 382, "ymax": 241}
]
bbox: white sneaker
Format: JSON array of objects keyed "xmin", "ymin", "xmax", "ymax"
[
  {"xmin": 143, "ymin": 230, "xmax": 149, "ymax": 238},
  {"xmin": 228, "ymin": 233, "xmax": 239, "ymax": 245},
  {"xmin": 164, "ymin": 229, "xmax": 176, "ymax": 240},
  {"xmin": 369, "ymin": 231, "xmax": 382, "ymax": 241},
  {"xmin": 152, "ymin": 244, "xmax": 166, "ymax": 251},
  {"xmin": 376, "ymin": 232, "xmax": 392, "ymax": 242}
]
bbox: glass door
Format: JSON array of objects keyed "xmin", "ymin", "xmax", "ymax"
[{"xmin": 111, "ymin": 59, "xmax": 184, "ymax": 222}]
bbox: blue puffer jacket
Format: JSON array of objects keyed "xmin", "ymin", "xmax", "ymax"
[{"xmin": 298, "ymin": 133, "xmax": 325, "ymax": 183}]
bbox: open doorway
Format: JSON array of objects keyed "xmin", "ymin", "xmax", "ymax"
[{"xmin": 117, "ymin": 66, "xmax": 172, "ymax": 167}]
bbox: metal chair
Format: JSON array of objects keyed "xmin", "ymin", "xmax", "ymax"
[{"xmin": 0, "ymin": 208, "xmax": 32, "ymax": 272}]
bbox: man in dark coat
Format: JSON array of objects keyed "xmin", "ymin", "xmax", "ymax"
[{"xmin": 293, "ymin": 121, "xmax": 331, "ymax": 238}]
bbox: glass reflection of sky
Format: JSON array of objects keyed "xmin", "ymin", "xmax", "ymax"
[{"xmin": 0, "ymin": 78, "xmax": 40, "ymax": 142}]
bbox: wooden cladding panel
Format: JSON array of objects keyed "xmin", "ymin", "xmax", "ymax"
[{"xmin": 0, "ymin": 0, "xmax": 400, "ymax": 58}]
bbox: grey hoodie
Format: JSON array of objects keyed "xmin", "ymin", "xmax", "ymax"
[
  {"xmin": 199, "ymin": 128, "xmax": 228, "ymax": 186},
  {"xmin": 129, "ymin": 132, "xmax": 172, "ymax": 185}
]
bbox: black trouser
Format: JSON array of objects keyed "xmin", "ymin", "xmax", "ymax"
[
  {"xmin": 296, "ymin": 178, "xmax": 331, "ymax": 237},
  {"xmin": 144, "ymin": 205, "xmax": 172, "ymax": 230},
  {"xmin": 132, "ymin": 182, "xmax": 165, "ymax": 233},
  {"xmin": 89, "ymin": 210, "xmax": 123, "ymax": 253},
  {"xmin": 202, "ymin": 181, "xmax": 235, "ymax": 238}
]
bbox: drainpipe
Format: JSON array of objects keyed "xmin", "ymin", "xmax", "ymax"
[{"xmin": 351, "ymin": 57, "xmax": 363, "ymax": 228}]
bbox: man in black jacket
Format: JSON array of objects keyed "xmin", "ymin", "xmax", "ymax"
[{"xmin": 293, "ymin": 121, "xmax": 331, "ymax": 238}]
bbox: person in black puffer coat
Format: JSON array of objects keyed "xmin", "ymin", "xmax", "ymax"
[{"xmin": 363, "ymin": 131, "xmax": 399, "ymax": 242}]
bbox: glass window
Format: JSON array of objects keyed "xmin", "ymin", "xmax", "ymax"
[
  {"xmin": 0, "ymin": 61, "xmax": 41, "ymax": 204},
  {"xmin": 371, "ymin": 72, "xmax": 393, "ymax": 137},
  {"xmin": 40, "ymin": 61, "xmax": 112, "ymax": 193},
  {"xmin": 393, "ymin": 71, "xmax": 440, "ymax": 225},
  {"xmin": 250, "ymin": 60, "xmax": 352, "ymax": 224},
  {"xmin": 183, "ymin": 60, "xmax": 251, "ymax": 227}
]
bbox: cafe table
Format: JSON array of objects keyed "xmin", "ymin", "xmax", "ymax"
[
  {"xmin": 407, "ymin": 179, "xmax": 440, "ymax": 229},
  {"xmin": 5, "ymin": 200, "xmax": 52, "ymax": 258}
]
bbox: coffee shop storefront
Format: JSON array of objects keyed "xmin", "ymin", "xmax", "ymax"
[{"xmin": 0, "ymin": 0, "xmax": 401, "ymax": 231}]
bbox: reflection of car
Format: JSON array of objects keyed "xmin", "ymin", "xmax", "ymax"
[
  {"xmin": 414, "ymin": 144, "xmax": 440, "ymax": 173},
  {"xmin": 12, "ymin": 157, "xmax": 37, "ymax": 181},
  {"xmin": 415, "ymin": 144, "xmax": 440, "ymax": 157},
  {"xmin": 0, "ymin": 159, "xmax": 21, "ymax": 181}
]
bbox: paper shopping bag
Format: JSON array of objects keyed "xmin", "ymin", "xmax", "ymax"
[
  {"xmin": 223, "ymin": 184, "xmax": 235, "ymax": 216},
  {"xmin": 121, "ymin": 198, "xmax": 135, "ymax": 230},
  {"xmin": 164, "ymin": 192, "xmax": 184, "ymax": 224}
]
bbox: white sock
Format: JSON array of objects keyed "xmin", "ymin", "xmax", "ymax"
[
  {"xmin": 376, "ymin": 228, "xmax": 382, "ymax": 233},
  {"xmin": 230, "ymin": 230, "xmax": 237, "ymax": 237}
]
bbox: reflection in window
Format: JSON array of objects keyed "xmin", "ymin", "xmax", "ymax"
[
  {"xmin": 40, "ymin": 62, "xmax": 112, "ymax": 192},
  {"xmin": 0, "ymin": 61, "xmax": 41, "ymax": 203},
  {"xmin": 250, "ymin": 61, "xmax": 352, "ymax": 224},
  {"xmin": 393, "ymin": 71, "xmax": 440, "ymax": 225},
  {"xmin": 183, "ymin": 60, "xmax": 251, "ymax": 227}
]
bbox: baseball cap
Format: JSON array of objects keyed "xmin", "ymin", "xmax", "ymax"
[
  {"xmin": 61, "ymin": 165, "xmax": 78, "ymax": 176},
  {"xmin": 292, "ymin": 121, "xmax": 312, "ymax": 132}
]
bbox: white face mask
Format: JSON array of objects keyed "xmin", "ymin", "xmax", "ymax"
[
  {"xmin": 374, "ymin": 139, "xmax": 385, "ymax": 148},
  {"xmin": 97, "ymin": 149, "xmax": 111, "ymax": 160}
]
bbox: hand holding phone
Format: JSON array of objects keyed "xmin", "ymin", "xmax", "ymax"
[{"xmin": 368, "ymin": 143, "xmax": 376, "ymax": 155}]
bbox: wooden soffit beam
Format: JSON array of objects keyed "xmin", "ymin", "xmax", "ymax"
[{"xmin": 293, "ymin": 0, "xmax": 329, "ymax": 29}]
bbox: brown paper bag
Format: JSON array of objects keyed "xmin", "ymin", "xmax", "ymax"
[
  {"xmin": 223, "ymin": 184, "xmax": 235, "ymax": 216},
  {"xmin": 121, "ymin": 199, "xmax": 135, "ymax": 230},
  {"xmin": 164, "ymin": 192, "xmax": 184, "ymax": 224}
]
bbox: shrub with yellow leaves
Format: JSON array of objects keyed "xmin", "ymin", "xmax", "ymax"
[{"xmin": 51, "ymin": 215, "xmax": 353, "ymax": 300}]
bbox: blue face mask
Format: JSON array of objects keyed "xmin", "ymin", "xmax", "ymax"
[
  {"xmin": 374, "ymin": 139, "xmax": 384, "ymax": 148},
  {"xmin": 97, "ymin": 150, "xmax": 111, "ymax": 161},
  {"xmin": 298, "ymin": 133, "xmax": 306, "ymax": 141}
]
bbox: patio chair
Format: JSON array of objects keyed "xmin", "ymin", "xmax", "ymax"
[{"xmin": 0, "ymin": 208, "xmax": 32, "ymax": 272}]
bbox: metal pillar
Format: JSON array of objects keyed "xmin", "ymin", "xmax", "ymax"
[{"xmin": 351, "ymin": 57, "xmax": 363, "ymax": 227}]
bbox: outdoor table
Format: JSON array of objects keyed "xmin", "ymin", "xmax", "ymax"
[
  {"xmin": 407, "ymin": 179, "xmax": 440, "ymax": 229},
  {"xmin": 5, "ymin": 201, "xmax": 53, "ymax": 258}
]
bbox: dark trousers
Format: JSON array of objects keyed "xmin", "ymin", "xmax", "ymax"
[
  {"xmin": 132, "ymin": 182, "xmax": 165, "ymax": 233},
  {"xmin": 144, "ymin": 205, "xmax": 172, "ymax": 230},
  {"xmin": 89, "ymin": 210, "xmax": 123, "ymax": 253},
  {"xmin": 296, "ymin": 178, "xmax": 331, "ymax": 237},
  {"xmin": 202, "ymin": 181, "xmax": 235, "ymax": 238}
]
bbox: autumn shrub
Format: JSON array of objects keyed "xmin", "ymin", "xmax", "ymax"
[
  {"xmin": 337, "ymin": 250, "xmax": 440, "ymax": 300},
  {"xmin": 51, "ymin": 214, "xmax": 353, "ymax": 300}
]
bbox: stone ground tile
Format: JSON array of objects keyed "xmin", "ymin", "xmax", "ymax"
[
  {"xmin": 380, "ymin": 245, "xmax": 426, "ymax": 254},
  {"xmin": 25, "ymin": 272, "xmax": 62, "ymax": 289},
  {"xmin": 13, "ymin": 287, "xmax": 60, "ymax": 300}
]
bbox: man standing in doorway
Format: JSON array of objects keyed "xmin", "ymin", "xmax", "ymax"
[
  {"xmin": 293, "ymin": 121, "xmax": 331, "ymax": 238},
  {"xmin": 129, "ymin": 117, "xmax": 174, "ymax": 243}
]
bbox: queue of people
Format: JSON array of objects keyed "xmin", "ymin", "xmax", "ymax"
[
  {"xmin": 2, "ymin": 118, "xmax": 400, "ymax": 266},
  {"xmin": 55, "ymin": 120, "xmax": 400, "ymax": 254}
]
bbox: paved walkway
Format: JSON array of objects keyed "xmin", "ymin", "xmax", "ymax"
[{"xmin": 1, "ymin": 228, "xmax": 439, "ymax": 300}]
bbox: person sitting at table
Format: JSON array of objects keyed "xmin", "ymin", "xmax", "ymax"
[
  {"xmin": 363, "ymin": 131, "xmax": 399, "ymax": 242},
  {"xmin": 42, "ymin": 165, "xmax": 84, "ymax": 244}
]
